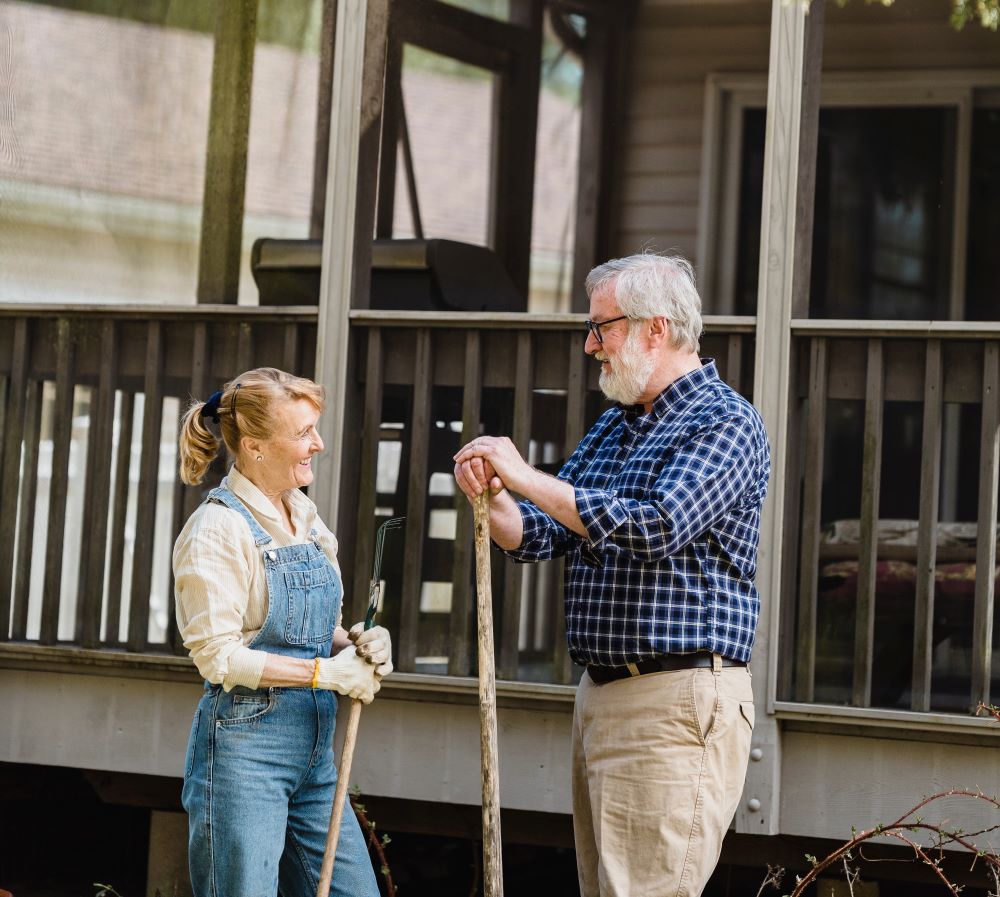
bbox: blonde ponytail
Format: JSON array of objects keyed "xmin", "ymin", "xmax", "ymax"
[{"xmin": 178, "ymin": 401, "xmax": 222, "ymax": 485}]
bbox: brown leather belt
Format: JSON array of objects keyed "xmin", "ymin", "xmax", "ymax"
[{"xmin": 586, "ymin": 652, "xmax": 747, "ymax": 685}]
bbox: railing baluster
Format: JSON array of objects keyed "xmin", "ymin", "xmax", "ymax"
[
  {"xmin": 971, "ymin": 342, "xmax": 1000, "ymax": 710},
  {"xmin": 283, "ymin": 322, "xmax": 300, "ymax": 374},
  {"xmin": 128, "ymin": 322, "xmax": 164, "ymax": 652},
  {"xmin": 448, "ymin": 331, "xmax": 482, "ymax": 677},
  {"xmin": 352, "ymin": 328, "xmax": 384, "ymax": 631},
  {"xmin": 499, "ymin": 331, "xmax": 534, "ymax": 680},
  {"xmin": 795, "ymin": 337, "xmax": 827, "ymax": 703},
  {"xmin": 852, "ymin": 339, "xmax": 884, "ymax": 707},
  {"xmin": 0, "ymin": 375, "xmax": 6, "ymax": 484},
  {"xmin": 236, "ymin": 321, "xmax": 253, "ymax": 373},
  {"xmin": 78, "ymin": 322, "xmax": 118, "ymax": 648},
  {"xmin": 726, "ymin": 333, "xmax": 743, "ymax": 395},
  {"xmin": 75, "ymin": 380, "xmax": 102, "ymax": 645},
  {"xmin": 12, "ymin": 380, "xmax": 42, "ymax": 641},
  {"xmin": 911, "ymin": 340, "xmax": 942, "ymax": 712},
  {"xmin": 106, "ymin": 393, "xmax": 134, "ymax": 645},
  {"xmin": 170, "ymin": 322, "xmax": 211, "ymax": 655},
  {"xmin": 41, "ymin": 320, "xmax": 76, "ymax": 645},
  {"xmin": 553, "ymin": 334, "xmax": 586, "ymax": 685},
  {"xmin": 399, "ymin": 329, "xmax": 433, "ymax": 672},
  {"xmin": 180, "ymin": 322, "xmax": 211, "ymax": 529},
  {"xmin": 0, "ymin": 318, "xmax": 29, "ymax": 638},
  {"xmin": 167, "ymin": 416, "xmax": 187, "ymax": 657}
]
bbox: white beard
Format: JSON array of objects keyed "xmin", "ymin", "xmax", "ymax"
[{"xmin": 598, "ymin": 327, "xmax": 655, "ymax": 406}]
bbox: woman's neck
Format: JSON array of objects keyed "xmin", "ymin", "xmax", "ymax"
[{"xmin": 234, "ymin": 463, "xmax": 293, "ymax": 529}]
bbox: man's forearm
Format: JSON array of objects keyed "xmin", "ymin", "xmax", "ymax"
[
  {"xmin": 487, "ymin": 490, "xmax": 526, "ymax": 550},
  {"xmin": 522, "ymin": 468, "xmax": 587, "ymax": 538}
]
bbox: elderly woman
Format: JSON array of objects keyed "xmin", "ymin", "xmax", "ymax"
[{"xmin": 174, "ymin": 367, "xmax": 390, "ymax": 897}]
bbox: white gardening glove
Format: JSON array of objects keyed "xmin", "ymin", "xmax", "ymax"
[
  {"xmin": 348, "ymin": 623, "xmax": 394, "ymax": 679},
  {"xmin": 316, "ymin": 646, "xmax": 381, "ymax": 704}
]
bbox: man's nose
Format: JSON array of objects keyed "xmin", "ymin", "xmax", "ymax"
[{"xmin": 584, "ymin": 329, "xmax": 601, "ymax": 354}]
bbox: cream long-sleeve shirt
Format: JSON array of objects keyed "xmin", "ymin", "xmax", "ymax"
[{"xmin": 173, "ymin": 466, "xmax": 343, "ymax": 691}]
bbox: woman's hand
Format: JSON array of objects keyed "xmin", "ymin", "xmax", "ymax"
[
  {"xmin": 315, "ymin": 646, "xmax": 381, "ymax": 703},
  {"xmin": 348, "ymin": 623, "xmax": 394, "ymax": 679}
]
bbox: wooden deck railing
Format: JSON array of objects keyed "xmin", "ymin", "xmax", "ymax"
[
  {"xmin": 10, "ymin": 304, "xmax": 997, "ymax": 716},
  {"xmin": 783, "ymin": 321, "xmax": 1000, "ymax": 715},
  {"xmin": 0, "ymin": 304, "xmax": 754, "ymax": 684},
  {"xmin": 0, "ymin": 304, "xmax": 317, "ymax": 655},
  {"xmin": 0, "ymin": 303, "xmax": 761, "ymax": 690}
]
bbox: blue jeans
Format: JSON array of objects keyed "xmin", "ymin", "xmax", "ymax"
[{"xmin": 183, "ymin": 684, "xmax": 378, "ymax": 897}]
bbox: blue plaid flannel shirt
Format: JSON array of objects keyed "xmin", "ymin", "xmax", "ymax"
[{"xmin": 505, "ymin": 360, "xmax": 770, "ymax": 666}]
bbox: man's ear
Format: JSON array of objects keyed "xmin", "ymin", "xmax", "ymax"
[{"xmin": 648, "ymin": 316, "xmax": 669, "ymax": 346}]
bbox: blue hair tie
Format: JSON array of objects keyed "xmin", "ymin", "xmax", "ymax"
[{"xmin": 201, "ymin": 390, "xmax": 224, "ymax": 424}]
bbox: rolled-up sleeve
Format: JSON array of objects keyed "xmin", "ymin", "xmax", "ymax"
[
  {"xmin": 503, "ymin": 500, "xmax": 576, "ymax": 562},
  {"xmin": 173, "ymin": 525, "xmax": 267, "ymax": 691},
  {"xmin": 574, "ymin": 414, "xmax": 763, "ymax": 561}
]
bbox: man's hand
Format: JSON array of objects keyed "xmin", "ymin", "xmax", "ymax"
[
  {"xmin": 451, "ymin": 435, "xmax": 529, "ymax": 551},
  {"xmin": 454, "ymin": 436, "xmax": 536, "ymax": 498},
  {"xmin": 455, "ymin": 436, "xmax": 588, "ymax": 540}
]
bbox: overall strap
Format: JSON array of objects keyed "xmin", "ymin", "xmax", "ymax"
[{"xmin": 206, "ymin": 486, "xmax": 273, "ymax": 547}]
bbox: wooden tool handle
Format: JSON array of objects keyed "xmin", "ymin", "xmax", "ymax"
[
  {"xmin": 316, "ymin": 697, "xmax": 363, "ymax": 897},
  {"xmin": 474, "ymin": 492, "xmax": 504, "ymax": 897}
]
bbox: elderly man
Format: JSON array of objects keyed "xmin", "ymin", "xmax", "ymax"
[{"xmin": 453, "ymin": 253, "xmax": 770, "ymax": 897}]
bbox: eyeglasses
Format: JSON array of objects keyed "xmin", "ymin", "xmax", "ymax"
[{"xmin": 585, "ymin": 315, "xmax": 630, "ymax": 345}]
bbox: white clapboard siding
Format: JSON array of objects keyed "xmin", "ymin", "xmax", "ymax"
[{"xmin": 614, "ymin": 0, "xmax": 1000, "ymax": 272}]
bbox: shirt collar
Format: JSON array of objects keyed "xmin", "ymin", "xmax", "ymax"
[
  {"xmin": 225, "ymin": 465, "xmax": 317, "ymax": 524},
  {"xmin": 620, "ymin": 358, "xmax": 720, "ymax": 422}
]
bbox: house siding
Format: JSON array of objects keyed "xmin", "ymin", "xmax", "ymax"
[{"xmin": 614, "ymin": 0, "xmax": 1000, "ymax": 273}]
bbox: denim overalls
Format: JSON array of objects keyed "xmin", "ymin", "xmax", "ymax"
[{"xmin": 181, "ymin": 486, "xmax": 379, "ymax": 897}]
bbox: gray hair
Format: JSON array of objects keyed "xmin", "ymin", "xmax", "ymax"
[{"xmin": 584, "ymin": 253, "xmax": 703, "ymax": 353}]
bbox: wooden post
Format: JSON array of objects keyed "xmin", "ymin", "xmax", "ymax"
[
  {"xmin": 489, "ymin": 0, "xmax": 542, "ymax": 300},
  {"xmin": 310, "ymin": 0, "xmax": 339, "ymax": 240},
  {"xmin": 312, "ymin": 0, "xmax": 389, "ymax": 540},
  {"xmin": 739, "ymin": 0, "xmax": 819, "ymax": 837},
  {"xmin": 196, "ymin": 0, "xmax": 257, "ymax": 304},
  {"xmin": 474, "ymin": 492, "xmax": 503, "ymax": 897},
  {"xmin": 570, "ymin": 4, "xmax": 634, "ymax": 313}
]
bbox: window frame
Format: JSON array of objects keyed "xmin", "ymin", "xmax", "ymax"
[{"xmin": 695, "ymin": 70, "xmax": 1000, "ymax": 320}]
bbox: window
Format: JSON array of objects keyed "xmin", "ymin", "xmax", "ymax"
[{"xmin": 702, "ymin": 74, "xmax": 1000, "ymax": 322}]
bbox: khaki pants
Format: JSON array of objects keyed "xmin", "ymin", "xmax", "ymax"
[{"xmin": 571, "ymin": 660, "xmax": 755, "ymax": 897}]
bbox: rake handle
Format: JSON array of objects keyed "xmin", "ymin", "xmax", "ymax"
[
  {"xmin": 474, "ymin": 491, "xmax": 504, "ymax": 897},
  {"xmin": 316, "ymin": 697, "xmax": 363, "ymax": 897}
]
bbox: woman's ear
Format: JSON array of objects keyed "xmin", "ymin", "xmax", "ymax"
[{"xmin": 241, "ymin": 434, "xmax": 262, "ymax": 458}]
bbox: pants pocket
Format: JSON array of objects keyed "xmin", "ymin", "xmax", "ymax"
[
  {"xmin": 739, "ymin": 700, "xmax": 755, "ymax": 732},
  {"xmin": 184, "ymin": 707, "xmax": 201, "ymax": 778},
  {"xmin": 693, "ymin": 673, "xmax": 720, "ymax": 744},
  {"xmin": 216, "ymin": 691, "xmax": 277, "ymax": 727}
]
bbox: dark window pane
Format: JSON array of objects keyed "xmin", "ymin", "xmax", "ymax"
[
  {"xmin": 734, "ymin": 110, "xmax": 767, "ymax": 317},
  {"xmin": 736, "ymin": 107, "xmax": 955, "ymax": 319},
  {"xmin": 966, "ymin": 108, "xmax": 1000, "ymax": 322}
]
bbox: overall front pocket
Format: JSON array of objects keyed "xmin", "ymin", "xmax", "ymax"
[
  {"xmin": 283, "ymin": 566, "xmax": 339, "ymax": 644},
  {"xmin": 215, "ymin": 691, "xmax": 276, "ymax": 727}
]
